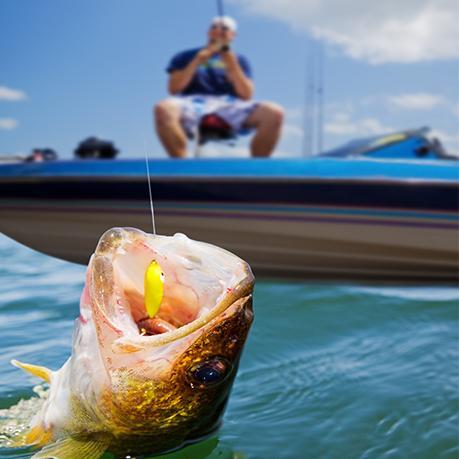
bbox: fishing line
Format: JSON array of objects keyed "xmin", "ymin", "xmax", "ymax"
[
  {"xmin": 145, "ymin": 0, "xmax": 226, "ymax": 234},
  {"xmin": 144, "ymin": 148, "xmax": 156, "ymax": 235}
]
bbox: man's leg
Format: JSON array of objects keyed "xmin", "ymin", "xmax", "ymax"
[
  {"xmin": 244, "ymin": 102, "xmax": 284, "ymax": 157},
  {"xmin": 154, "ymin": 99, "xmax": 188, "ymax": 158}
]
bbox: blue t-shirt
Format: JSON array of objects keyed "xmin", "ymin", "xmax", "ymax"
[{"xmin": 166, "ymin": 47, "xmax": 252, "ymax": 98}]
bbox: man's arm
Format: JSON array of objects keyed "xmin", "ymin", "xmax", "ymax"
[
  {"xmin": 168, "ymin": 46, "xmax": 219, "ymax": 95},
  {"xmin": 221, "ymin": 51, "xmax": 254, "ymax": 101}
]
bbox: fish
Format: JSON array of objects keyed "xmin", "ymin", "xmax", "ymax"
[{"xmin": 10, "ymin": 227, "xmax": 254, "ymax": 458}]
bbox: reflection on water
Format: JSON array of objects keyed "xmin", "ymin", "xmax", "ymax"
[{"xmin": 0, "ymin": 235, "xmax": 458, "ymax": 459}]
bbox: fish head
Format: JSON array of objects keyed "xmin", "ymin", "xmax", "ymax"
[{"xmin": 78, "ymin": 227, "xmax": 254, "ymax": 453}]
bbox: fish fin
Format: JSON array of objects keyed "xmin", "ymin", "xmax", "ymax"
[
  {"xmin": 8, "ymin": 424, "xmax": 52, "ymax": 448},
  {"xmin": 11, "ymin": 359, "xmax": 52, "ymax": 383},
  {"xmin": 31, "ymin": 435, "xmax": 109, "ymax": 459},
  {"xmin": 24, "ymin": 425, "xmax": 53, "ymax": 447}
]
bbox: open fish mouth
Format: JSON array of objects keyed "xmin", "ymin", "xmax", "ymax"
[{"xmin": 88, "ymin": 227, "xmax": 254, "ymax": 353}]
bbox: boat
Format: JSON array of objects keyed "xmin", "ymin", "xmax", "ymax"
[
  {"xmin": 0, "ymin": 129, "xmax": 457, "ymax": 283},
  {"xmin": 320, "ymin": 127, "xmax": 457, "ymax": 160},
  {"xmin": 0, "ymin": 155, "xmax": 26, "ymax": 164}
]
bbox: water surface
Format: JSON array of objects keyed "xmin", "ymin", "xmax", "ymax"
[{"xmin": 0, "ymin": 235, "xmax": 457, "ymax": 458}]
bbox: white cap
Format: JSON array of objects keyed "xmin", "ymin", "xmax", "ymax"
[{"xmin": 211, "ymin": 16, "xmax": 237, "ymax": 32}]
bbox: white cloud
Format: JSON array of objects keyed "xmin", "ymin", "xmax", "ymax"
[
  {"xmin": 281, "ymin": 108, "xmax": 306, "ymax": 141},
  {"xmin": 388, "ymin": 93, "xmax": 446, "ymax": 110},
  {"xmin": 232, "ymin": 0, "xmax": 459, "ymax": 64},
  {"xmin": 325, "ymin": 112, "xmax": 393, "ymax": 135},
  {"xmin": 0, "ymin": 85, "xmax": 27, "ymax": 102},
  {"xmin": 284, "ymin": 107, "xmax": 303, "ymax": 120},
  {"xmin": 283, "ymin": 123, "xmax": 303, "ymax": 138},
  {"xmin": 0, "ymin": 118, "xmax": 19, "ymax": 130}
]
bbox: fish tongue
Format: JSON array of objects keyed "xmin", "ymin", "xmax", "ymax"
[
  {"xmin": 138, "ymin": 317, "xmax": 177, "ymax": 335},
  {"xmin": 124, "ymin": 287, "xmax": 198, "ymax": 330}
]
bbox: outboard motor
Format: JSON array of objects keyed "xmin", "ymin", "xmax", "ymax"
[{"xmin": 74, "ymin": 137, "xmax": 119, "ymax": 159}]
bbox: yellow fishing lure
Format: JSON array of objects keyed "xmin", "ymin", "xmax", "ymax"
[{"xmin": 144, "ymin": 260, "xmax": 165, "ymax": 318}]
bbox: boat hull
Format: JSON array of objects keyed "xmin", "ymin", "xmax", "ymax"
[{"xmin": 0, "ymin": 158, "xmax": 457, "ymax": 282}]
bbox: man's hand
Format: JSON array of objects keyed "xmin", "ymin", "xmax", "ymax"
[
  {"xmin": 220, "ymin": 49, "xmax": 254, "ymax": 100},
  {"xmin": 168, "ymin": 46, "xmax": 217, "ymax": 95},
  {"xmin": 195, "ymin": 44, "xmax": 221, "ymax": 64},
  {"xmin": 169, "ymin": 44, "xmax": 254, "ymax": 100}
]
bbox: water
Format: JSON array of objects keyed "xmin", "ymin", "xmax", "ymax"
[{"xmin": 0, "ymin": 234, "xmax": 458, "ymax": 459}]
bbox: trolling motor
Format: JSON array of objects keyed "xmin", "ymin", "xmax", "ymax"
[{"xmin": 74, "ymin": 137, "xmax": 119, "ymax": 159}]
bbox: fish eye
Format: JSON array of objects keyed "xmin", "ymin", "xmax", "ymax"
[{"xmin": 190, "ymin": 357, "xmax": 232, "ymax": 388}]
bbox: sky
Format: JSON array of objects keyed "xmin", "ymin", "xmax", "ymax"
[{"xmin": 1, "ymin": 0, "xmax": 458, "ymax": 159}]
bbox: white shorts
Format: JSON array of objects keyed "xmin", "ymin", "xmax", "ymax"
[{"xmin": 171, "ymin": 95, "xmax": 258, "ymax": 137}]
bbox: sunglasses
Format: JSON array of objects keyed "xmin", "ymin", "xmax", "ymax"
[{"xmin": 210, "ymin": 24, "xmax": 231, "ymax": 32}]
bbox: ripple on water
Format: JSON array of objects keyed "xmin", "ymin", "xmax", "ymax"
[{"xmin": 0, "ymin": 237, "xmax": 458, "ymax": 459}]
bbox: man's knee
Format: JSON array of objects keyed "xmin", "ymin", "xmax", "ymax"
[
  {"xmin": 154, "ymin": 99, "xmax": 180, "ymax": 127},
  {"xmin": 254, "ymin": 102, "xmax": 284, "ymax": 127}
]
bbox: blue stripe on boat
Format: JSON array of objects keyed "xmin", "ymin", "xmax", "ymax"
[{"xmin": 0, "ymin": 157, "xmax": 458, "ymax": 182}]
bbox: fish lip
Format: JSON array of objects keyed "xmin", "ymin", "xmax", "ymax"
[{"xmin": 95, "ymin": 228, "xmax": 255, "ymax": 353}]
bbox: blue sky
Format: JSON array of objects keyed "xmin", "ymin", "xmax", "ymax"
[{"xmin": 1, "ymin": 0, "xmax": 458, "ymax": 158}]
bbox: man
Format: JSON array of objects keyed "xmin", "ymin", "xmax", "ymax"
[{"xmin": 154, "ymin": 16, "xmax": 284, "ymax": 158}]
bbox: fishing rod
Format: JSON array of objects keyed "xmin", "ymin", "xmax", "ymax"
[
  {"xmin": 216, "ymin": 0, "xmax": 225, "ymax": 19},
  {"xmin": 214, "ymin": 0, "xmax": 228, "ymax": 53}
]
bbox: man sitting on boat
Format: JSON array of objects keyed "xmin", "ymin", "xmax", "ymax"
[{"xmin": 154, "ymin": 16, "xmax": 284, "ymax": 158}]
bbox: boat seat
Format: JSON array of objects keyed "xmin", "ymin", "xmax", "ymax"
[{"xmin": 196, "ymin": 114, "xmax": 236, "ymax": 146}]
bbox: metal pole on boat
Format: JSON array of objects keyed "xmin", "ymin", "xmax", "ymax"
[
  {"xmin": 316, "ymin": 41, "xmax": 324, "ymax": 155},
  {"xmin": 302, "ymin": 54, "xmax": 310, "ymax": 157},
  {"xmin": 302, "ymin": 39, "xmax": 316, "ymax": 157}
]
